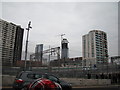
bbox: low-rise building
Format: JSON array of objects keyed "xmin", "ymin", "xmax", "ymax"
[
  {"xmin": 110, "ymin": 56, "xmax": 120, "ymax": 65},
  {"xmin": 50, "ymin": 57, "xmax": 83, "ymax": 67}
]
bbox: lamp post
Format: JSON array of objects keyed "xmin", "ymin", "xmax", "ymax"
[{"xmin": 24, "ymin": 21, "xmax": 32, "ymax": 70}]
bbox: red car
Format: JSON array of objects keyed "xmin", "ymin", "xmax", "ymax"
[
  {"xmin": 29, "ymin": 78, "xmax": 62, "ymax": 90},
  {"xmin": 28, "ymin": 73, "xmax": 72, "ymax": 90}
]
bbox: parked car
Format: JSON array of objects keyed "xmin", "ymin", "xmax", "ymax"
[{"xmin": 13, "ymin": 71, "xmax": 72, "ymax": 90}]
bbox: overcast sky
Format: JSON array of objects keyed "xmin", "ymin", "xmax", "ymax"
[{"xmin": 1, "ymin": 2, "xmax": 118, "ymax": 58}]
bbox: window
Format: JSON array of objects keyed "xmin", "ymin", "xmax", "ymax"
[
  {"xmin": 27, "ymin": 73, "xmax": 42, "ymax": 79},
  {"xmin": 48, "ymin": 75, "xmax": 59, "ymax": 82}
]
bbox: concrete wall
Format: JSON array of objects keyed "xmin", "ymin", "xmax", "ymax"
[
  {"xmin": 2, "ymin": 75, "xmax": 111, "ymax": 87},
  {"xmin": 2, "ymin": 75, "xmax": 15, "ymax": 86},
  {"xmin": 60, "ymin": 78, "xmax": 111, "ymax": 86}
]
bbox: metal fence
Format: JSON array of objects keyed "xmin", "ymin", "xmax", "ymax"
[{"xmin": 2, "ymin": 64, "xmax": 120, "ymax": 84}]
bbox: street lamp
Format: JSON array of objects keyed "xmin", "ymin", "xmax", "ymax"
[{"xmin": 24, "ymin": 21, "xmax": 32, "ymax": 70}]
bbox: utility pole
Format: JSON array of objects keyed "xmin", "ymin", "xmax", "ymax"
[
  {"xmin": 60, "ymin": 33, "xmax": 65, "ymax": 63},
  {"xmin": 57, "ymin": 47, "xmax": 60, "ymax": 72},
  {"xmin": 48, "ymin": 45, "xmax": 51, "ymax": 72},
  {"xmin": 48, "ymin": 45, "xmax": 51, "ymax": 65},
  {"xmin": 24, "ymin": 21, "xmax": 32, "ymax": 70}
]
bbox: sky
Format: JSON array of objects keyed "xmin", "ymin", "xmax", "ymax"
[{"xmin": 1, "ymin": 1, "xmax": 118, "ymax": 58}]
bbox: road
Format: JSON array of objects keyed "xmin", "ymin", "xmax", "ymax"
[
  {"xmin": 72, "ymin": 85, "xmax": 120, "ymax": 90},
  {"xmin": 1, "ymin": 85, "xmax": 120, "ymax": 90}
]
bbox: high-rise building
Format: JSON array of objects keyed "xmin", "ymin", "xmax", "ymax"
[
  {"xmin": 82, "ymin": 30, "xmax": 108, "ymax": 66},
  {"xmin": 61, "ymin": 38, "xmax": 69, "ymax": 59},
  {"xmin": 0, "ymin": 19, "xmax": 24, "ymax": 66},
  {"xmin": 35, "ymin": 44, "xmax": 43, "ymax": 62}
]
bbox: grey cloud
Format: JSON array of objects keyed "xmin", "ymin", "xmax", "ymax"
[{"xmin": 2, "ymin": 2, "xmax": 118, "ymax": 57}]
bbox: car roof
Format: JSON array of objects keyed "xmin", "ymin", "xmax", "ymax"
[
  {"xmin": 18, "ymin": 71, "xmax": 59, "ymax": 78},
  {"xmin": 20, "ymin": 71, "xmax": 43, "ymax": 74}
]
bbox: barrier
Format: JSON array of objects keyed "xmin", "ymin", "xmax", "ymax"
[{"xmin": 60, "ymin": 78, "xmax": 111, "ymax": 86}]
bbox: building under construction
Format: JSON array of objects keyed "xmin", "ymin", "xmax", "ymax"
[{"xmin": 61, "ymin": 38, "xmax": 69, "ymax": 59}]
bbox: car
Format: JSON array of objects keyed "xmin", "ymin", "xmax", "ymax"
[
  {"xmin": 13, "ymin": 71, "xmax": 72, "ymax": 90},
  {"xmin": 35, "ymin": 73, "xmax": 72, "ymax": 90},
  {"xmin": 28, "ymin": 78, "xmax": 62, "ymax": 90},
  {"xmin": 13, "ymin": 71, "xmax": 43, "ymax": 90}
]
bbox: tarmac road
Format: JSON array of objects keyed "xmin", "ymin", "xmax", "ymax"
[{"xmin": 1, "ymin": 85, "xmax": 120, "ymax": 90}]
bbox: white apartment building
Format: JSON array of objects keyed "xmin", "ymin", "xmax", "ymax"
[{"xmin": 82, "ymin": 30, "xmax": 108, "ymax": 67}]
